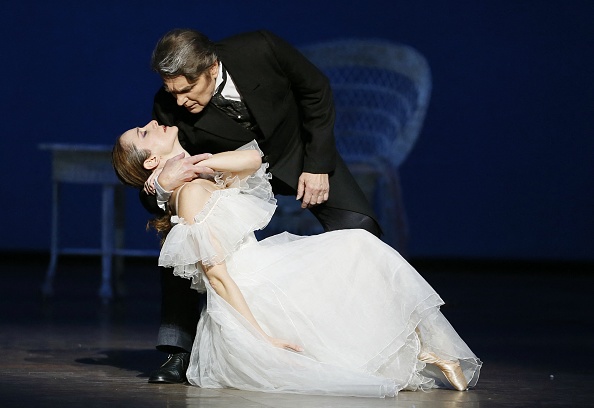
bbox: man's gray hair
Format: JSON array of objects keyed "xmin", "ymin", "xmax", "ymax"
[{"xmin": 151, "ymin": 29, "xmax": 218, "ymax": 82}]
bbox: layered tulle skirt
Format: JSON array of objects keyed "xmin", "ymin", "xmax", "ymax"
[{"xmin": 183, "ymin": 230, "xmax": 480, "ymax": 397}]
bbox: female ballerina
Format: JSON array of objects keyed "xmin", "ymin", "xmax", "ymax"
[{"xmin": 112, "ymin": 120, "xmax": 481, "ymax": 397}]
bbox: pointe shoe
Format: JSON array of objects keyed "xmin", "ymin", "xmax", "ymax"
[{"xmin": 418, "ymin": 351, "xmax": 468, "ymax": 391}]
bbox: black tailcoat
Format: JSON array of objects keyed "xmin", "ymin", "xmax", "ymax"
[{"xmin": 149, "ymin": 30, "xmax": 375, "ymax": 220}]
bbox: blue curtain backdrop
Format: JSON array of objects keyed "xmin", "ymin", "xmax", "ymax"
[{"xmin": 2, "ymin": 0, "xmax": 593, "ymax": 261}]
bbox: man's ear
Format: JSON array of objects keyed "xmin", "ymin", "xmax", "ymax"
[
  {"xmin": 143, "ymin": 155, "xmax": 160, "ymax": 170},
  {"xmin": 209, "ymin": 60, "xmax": 219, "ymax": 78}
]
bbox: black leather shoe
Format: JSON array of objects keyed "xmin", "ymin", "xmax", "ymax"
[{"xmin": 148, "ymin": 352, "xmax": 190, "ymax": 384}]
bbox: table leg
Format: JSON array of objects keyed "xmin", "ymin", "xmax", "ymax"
[
  {"xmin": 99, "ymin": 184, "xmax": 114, "ymax": 302},
  {"xmin": 113, "ymin": 185, "xmax": 126, "ymax": 297},
  {"xmin": 42, "ymin": 182, "xmax": 60, "ymax": 298}
]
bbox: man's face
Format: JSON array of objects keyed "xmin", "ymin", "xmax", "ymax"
[{"xmin": 163, "ymin": 63, "xmax": 218, "ymax": 114}]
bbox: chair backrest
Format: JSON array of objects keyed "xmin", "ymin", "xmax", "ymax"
[{"xmin": 300, "ymin": 39, "xmax": 431, "ymax": 167}]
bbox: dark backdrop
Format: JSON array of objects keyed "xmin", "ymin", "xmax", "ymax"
[{"xmin": 2, "ymin": 0, "xmax": 593, "ymax": 261}]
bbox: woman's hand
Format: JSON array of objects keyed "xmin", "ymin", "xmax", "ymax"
[
  {"xmin": 267, "ymin": 336, "xmax": 304, "ymax": 352},
  {"xmin": 144, "ymin": 168, "xmax": 162, "ymax": 195}
]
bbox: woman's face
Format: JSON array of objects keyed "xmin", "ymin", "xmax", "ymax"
[{"xmin": 120, "ymin": 120, "xmax": 179, "ymax": 165}]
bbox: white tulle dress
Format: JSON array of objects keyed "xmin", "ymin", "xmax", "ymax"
[{"xmin": 158, "ymin": 141, "xmax": 481, "ymax": 398}]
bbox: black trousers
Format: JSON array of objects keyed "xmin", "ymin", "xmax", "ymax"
[{"xmin": 157, "ymin": 187, "xmax": 381, "ymax": 353}]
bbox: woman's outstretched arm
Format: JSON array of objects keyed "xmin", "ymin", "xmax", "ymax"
[
  {"xmin": 202, "ymin": 261, "xmax": 303, "ymax": 352},
  {"xmin": 174, "ymin": 179, "xmax": 302, "ymax": 353}
]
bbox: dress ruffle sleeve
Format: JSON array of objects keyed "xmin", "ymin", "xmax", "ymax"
[{"xmin": 157, "ymin": 140, "xmax": 277, "ymax": 291}]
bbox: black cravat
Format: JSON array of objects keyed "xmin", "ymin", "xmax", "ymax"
[{"xmin": 210, "ymin": 67, "xmax": 257, "ymax": 131}]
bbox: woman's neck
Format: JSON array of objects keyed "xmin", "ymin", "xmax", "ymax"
[{"xmin": 156, "ymin": 144, "xmax": 189, "ymax": 171}]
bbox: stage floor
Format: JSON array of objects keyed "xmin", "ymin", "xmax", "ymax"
[{"xmin": 0, "ymin": 255, "xmax": 592, "ymax": 407}]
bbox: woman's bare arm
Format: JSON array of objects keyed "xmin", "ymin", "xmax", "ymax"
[
  {"xmin": 175, "ymin": 180, "xmax": 303, "ymax": 353},
  {"xmin": 199, "ymin": 149, "xmax": 262, "ymax": 180},
  {"xmin": 202, "ymin": 261, "xmax": 303, "ymax": 352}
]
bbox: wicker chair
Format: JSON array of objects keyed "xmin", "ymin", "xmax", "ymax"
[{"xmin": 263, "ymin": 39, "xmax": 431, "ymax": 253}]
